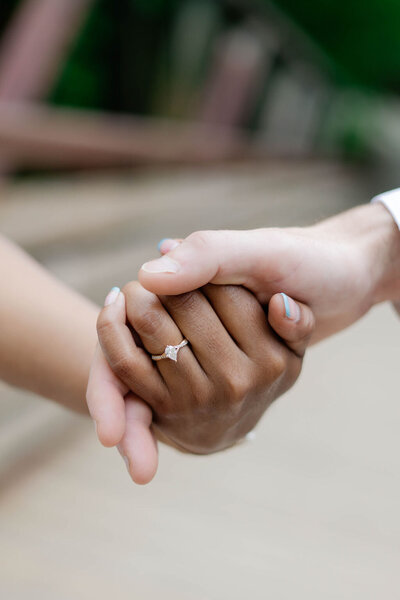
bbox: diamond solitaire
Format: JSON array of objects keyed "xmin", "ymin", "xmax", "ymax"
[
  {"xmin": 165, "ymin": 345, "xmax": 179, "ymax": 361},
  {"xmin": 151, "ymin": 339, "xmax": 189, "ymax": 362}
]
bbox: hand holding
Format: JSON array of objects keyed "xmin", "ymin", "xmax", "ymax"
[
  {"xmin": 87, "ymin": 284, "xmax": 314, "ymax": 483},
  {"xmin": 140, "ymin": 203, "xmax": 400, "ymax": 342}
]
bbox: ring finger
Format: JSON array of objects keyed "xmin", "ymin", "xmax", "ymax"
[
  {"xmin": 159, "ymin": 288, "xmax": 245, "ymax": 380},
  {"xmin": 123, "ymin": 281, "xmax": 207, "ymax": 400}
]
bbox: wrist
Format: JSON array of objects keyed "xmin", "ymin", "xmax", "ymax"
[
  {"xmin": 367, "ymin": 202, "xmax": 400, "ymax": 304},
  {"xmin": 312, "ymin": 202, "xmax": 400, "ymax": 308},
  {"xmin": 343, "ymin": 202, "xmax": 400, "ymax": 306}
]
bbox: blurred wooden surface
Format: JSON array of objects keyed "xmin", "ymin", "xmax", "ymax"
[
  {"xmin": 1, "ymin": 160, "xmax": 399, "ymax": 599},
  {"xmin": 0, "ymin": 103, "xmax": 254, "ymax": 169}
]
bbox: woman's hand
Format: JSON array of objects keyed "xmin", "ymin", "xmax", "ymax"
[
  {"xmin": 139, "ymin": 203, "xmax": 400, "ymax": 343},
  {"xmin": 86, "ymin": 343, "xmax": 158, "ymax": 484},
  {"xmin": 87, "ymin": 283, "xmax": 314, "ymax": 483}
]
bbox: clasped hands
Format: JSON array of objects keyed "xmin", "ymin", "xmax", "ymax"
[
  {"xmin": 87, "ymin": 280, "xmax": 313, "ymax": 484},
  {"xmin": 87, "ymin": 202, "xmax": 399, "ymax": 484}
]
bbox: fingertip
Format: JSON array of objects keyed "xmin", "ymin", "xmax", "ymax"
[
  {"xmin": 140, "ymin": 255, "xmax": 181, "ymax": 275},
  {"xmin": 96, "ymin": 419, "xmax": 125, "ymax": 448},
  {"xmin": 122, "ymin": 440, "xmax": 158, "ymax": 485},
  {"xmin": 268, "ymin": 293, "xmax": 300, "ymax": 328},
  {"xmin": 130, "ymin": 454, "xmax": 158, "ymax": 485},
  {"xmin": 86, "ymin": 354, "xmax": 127, "ymax": 448},
  {"xmin": 157, "ymin": 238, "xmax": 171, "ymax": 253},
  {"xmin": 139, "ymin": 257, "xmax": 212, "ymax": 296},
  {"xmin": 158, "ymin": 238, "xmax": 181, "ymax": 254},
  {"xmin": 280, "ymin": 292, "xmax": 301, "ymax": 322},
  {"xmin": 268, "ymin": 292, "xmax": 315, "ymax": 357},
  {"xmin": 97, "ymin": 290, "xmax": 126, "ymax": 336},
  {"xmin": 138, "ymin": 265, "xmax": 184, "ymax": 295},
  {"xmin": 104, "ymin": 286, "xmax": 120, "ymax": 307},
  {"xmin": 121, "ymin": 397, "xmax": 158, "ymax": 484}
]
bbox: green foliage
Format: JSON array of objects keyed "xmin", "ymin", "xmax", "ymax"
[
  {"xmin": 50, "ymin": 0, "xmax": 117, "ymax": 110},
  {"xmin": 269, "ymin": 0, "xmax": 400, "ymax": 91},
  {"xmin": 0, "ymin": 0, "xmax": 20, "ymax": 32}
]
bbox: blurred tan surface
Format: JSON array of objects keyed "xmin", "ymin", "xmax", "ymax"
[{"xmin": 0, "ymin": 161, "xmax": 399, "ymax": 599}]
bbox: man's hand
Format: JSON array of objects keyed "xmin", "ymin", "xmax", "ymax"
[{"xmin": 139, "ymin": 203, "xmax": 400, "ymax": 342}]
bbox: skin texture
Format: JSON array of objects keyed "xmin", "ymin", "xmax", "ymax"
[
  {"xmin": 90, "ymin": 201, "xmax": 400, "ymax": 484},
  {"xmin": 90, "ymin": 282, "xmax": 315, "ymax": 483},
  {"xmin": 5, "ymin": 200, "xmax": 397, "ymax": 486},
  {"xmin": 0, "ymin": 235, "xmax": 159, "ymax": 484},
  {"xmin": 0, "ymin": 235, "xmax": 98, "ymax": 412},
  {"xmin": 0, "ymin": 234, "xmax": 157, "ymax": 482},
  {"xmin": 140, "ymin": 203, "xmax": 400, "ymax": 343},
  {"xmin": 0, "ymin": 232, "xmax": 313, "ymax": 486}
]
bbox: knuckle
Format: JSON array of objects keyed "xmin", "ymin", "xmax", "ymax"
[
  {"xmin": 165, "ymin": 290, "xmax": 198, "ymax": 312},
  {"xmin": 225, "ymin": 373, "xmax": 250, "ymax": 404},
  {"xmin": 110, "ymin": 353, "xmax": 134, "ymax": 381},
  {"xmin": 196, "ymin": 386, "xmax": 216, "ymax": 412},
  {"xmin": 268, "ymin": 351, "xmax": 287, "ymax": 380},
  {"xmin": 226, "ymin": 285, "xmax": 261, "ymax": 314},
  {"xmin": 186, "ymin": 230, "xmax": 213, "ymax": 249},
  {"xmin": 133, "ymin": 309, "xmax": 163, "ymax": 337},
  {"xmin": 122, "ymin": 280, "xmax": 141, "ymax": 298},
  {"xmin": 220, "ymin": 284, "xmax": 245, "ymax": 303}
]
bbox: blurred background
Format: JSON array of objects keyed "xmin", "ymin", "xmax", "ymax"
[
  {"xmin": 0, "ymin": 0, "xmax": 399, "ymax": 179},
  {"xmin": 0, "ymin": 1, "xmax": 399, "ymax": 598}
]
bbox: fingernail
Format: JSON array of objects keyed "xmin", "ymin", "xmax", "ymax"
[
  {"xmin": 117, "ymin": 445, "xmax": 131, "ymax": 475},
  {"xmin": 141, "ymin": 256, "xmax": 180, "ymax": 274},
  {"xmin": 280, "ymin": 293, "xmax": 300, "ymax": 322},
  {"xmin": 157, "ymin": 238, "xmax": 171, "ymax": 252},
  {"xmin": 104, "ymin": 286, "xmax": 120, "ymax": 306},
  {"xmin": 158, "ymin": 238, "xmax": 180, "ymax": 253}
]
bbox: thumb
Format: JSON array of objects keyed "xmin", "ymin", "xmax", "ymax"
[
  {"xmin": 139, "ymin": 230, "xmax": 272, "ymax": 296},
  {"xmin": 117, "ymin": 394, "xmax": 158, "ymax": 485},
  {"xmin": 86, "ymin": 342, "xmax": 128, "ymax": 448},
  {"xmin": 268, "ymin": 293, "xmax": 315, "ymax": 358}
]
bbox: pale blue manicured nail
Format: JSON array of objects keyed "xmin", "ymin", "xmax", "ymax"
[
  {"xmin": 281, "ymin": 293, "xmax": 291, "ymax": 318},
  {"xmin": 104, "ymin": 286, "xmax": 120, "ymax": 306},
  {"xmin": 280, "ymin": 293, "xmax": 300, "ymax": 322},
  {"xmin": 157, "ymin": 238, "xmax": 171, "ymax": 252}
]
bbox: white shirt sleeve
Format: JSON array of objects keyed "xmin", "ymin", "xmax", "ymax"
[
  {"xmin": 371, "ymin": 189, "xmax": 400, "ymax": 316},
  {"xmin": 371, "ymin": 188, "xmax": 400, "ymax": 230}
]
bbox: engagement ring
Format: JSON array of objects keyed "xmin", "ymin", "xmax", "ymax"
[{"xmin": 151, "ymin": 339, "xmax": 189, "ymax": 362}]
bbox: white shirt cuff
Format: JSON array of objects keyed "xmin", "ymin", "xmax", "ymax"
[
  {"xmin": 371, "ymin": 189, "xmax": 400, "ymax": 317},
  {"xmin": 371, "ymin": 188, "xmax": 400, "ymax": 230}
]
